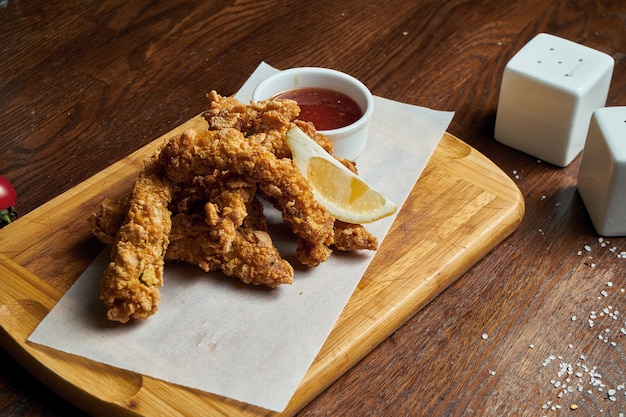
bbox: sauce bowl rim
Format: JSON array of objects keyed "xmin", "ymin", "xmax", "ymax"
[{"xmin": 251, "ymin": 66, "xmax": 374, "ymax": 134}]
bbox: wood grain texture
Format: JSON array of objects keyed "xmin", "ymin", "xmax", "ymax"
[
  {"xmin": 1, "ymin": 0, "xmax": 625, "ymax": 416},
  {"xmin": 0, "ymin": 120, "xmax": 523, "ymax": 416}
]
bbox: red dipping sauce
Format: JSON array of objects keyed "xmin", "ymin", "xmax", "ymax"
[{"xmin": 273, "ymin": 88, "xmax": 363, "ymax": 131}]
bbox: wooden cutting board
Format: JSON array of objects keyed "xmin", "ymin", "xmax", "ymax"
[{"xmin": 0, "ymin": 114, "xmax": 524, "ymax": 417}]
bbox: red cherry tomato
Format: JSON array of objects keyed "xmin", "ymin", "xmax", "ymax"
[
  {"xmin": 0, "ymin": 176, "xmax": 18, "ymax": 227},
  {"xmin": 0, "ymin": 175, "xmax": 17, "ymax": 210}
]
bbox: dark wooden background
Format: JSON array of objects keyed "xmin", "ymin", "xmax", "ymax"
[{"xmin": 1, "ymin": 0, "xmax": 625, "ymax": 415}]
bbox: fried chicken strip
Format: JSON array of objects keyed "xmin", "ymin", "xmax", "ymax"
[
  {"xmin": 294, "ymin": 221, "xmax": 378, "ymax": 265},
  {"xmin": 204, "ymin": 91, "xmax": 334, "ymax": 158},
  {"xmin": 89, "ymin": 196, "xmax": 130, "ymax": 245},
  {"xmin": 100, "ymin": 159, "xmax": 173, "ymax": 323},
  {"xmin": 90, "ymin": 92, "xmax": 383, "ymax": 322},
  {"xmin": 166, "ymin": 211, "xmax": 293, "ymax": 287},
  {"xmin": 332, "ymin": 221, "xmax": 378, "ymax": 251},
  {"xmin": 91, "ymin": 196, "xmax": 378, "ymax": 254},
  {"xmin": 171, "ymin": 172, "xmax": 257, "ymax": 253},
  {"xmin": 157, "ymin": 128, "xmax": 335, "ymax": 258},
  {"xmin": 295, "ymin": 237, "xmax": 333, "ymax": 267},
  {"xmin": 91, "ymin": 196, "xmax": 293, "ymax": 287}
]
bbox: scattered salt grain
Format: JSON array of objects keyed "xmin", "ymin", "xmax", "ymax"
[
  {"xmin": 536, "ymin": 239, "xmax": 626, "ymax": 413},
  {"xmin": 482, "ymin": 333, "xmax": 489, "ymax": 340}
]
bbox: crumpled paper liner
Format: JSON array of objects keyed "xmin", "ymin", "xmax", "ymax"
[{"xmin": 28, "ymin": 61, "xmax": 454, "ymax": 412}]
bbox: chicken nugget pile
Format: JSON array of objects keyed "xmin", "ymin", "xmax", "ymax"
[{"xmin": 90, "ymin": 91, "xmax": 378, "ymax": 323}]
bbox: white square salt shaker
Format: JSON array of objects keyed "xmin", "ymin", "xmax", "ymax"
[
  {"xmin": 494, "ymin": 33, "xmax": 614, "ymax": 167},
  {"xmin": 578, "ymin": 107, "xmax": 626, "ymax": 237}
]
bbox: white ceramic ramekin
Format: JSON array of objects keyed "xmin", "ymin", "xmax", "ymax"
[{"xmin": 252, "ymin": 67, "xmax": 374, "ymax": 160}]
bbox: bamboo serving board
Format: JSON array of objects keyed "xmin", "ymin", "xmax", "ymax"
[{"xmin": 0, "ymin": 114, "xmax": 524, "ymax": 417}]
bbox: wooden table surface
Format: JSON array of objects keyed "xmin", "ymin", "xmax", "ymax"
[{"xmin": 1, "ymin": 1, "xmax": 625, "ymax": 416}]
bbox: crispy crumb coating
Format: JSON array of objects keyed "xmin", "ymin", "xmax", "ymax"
[
  {"xmin": 92, "ymin": 92, "xmax": 380, "ymax": 322},
  {"xmin": 332, "ymin": 221, "xmax": 378, "ymax": 251},
  {"xmin": 89, "ymin": 196, "xmax": 130, "ymax": 245},
  {"xmin": 166, "ymin": 211, "xmax": 293, "ymax": 287},
  {"xmin": 157, "ymin": 127, "xmax": 335, "ymax": 254},
  {"xmin": 204, "ymin": 90, "xmax": 334, "ymax": 157},
  {"xmin": 100, "ymin": 159, "xmax": 173, "ymax": 323},
  {"xmin": 170, "ymin": 171, "xmax": 257, "ymax": 253},
  {"xmin": 91, "ymin": 197, "xmax": 293, "ymax": 287}
]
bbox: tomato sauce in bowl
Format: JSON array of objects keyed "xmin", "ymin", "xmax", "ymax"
[
  {"xmin": 273, "ymin": 88, "xmax": 363, "ymax": 131},
  {"xmin": 252, "ymin": 67, "xmax": 374, "ymax": 160}
]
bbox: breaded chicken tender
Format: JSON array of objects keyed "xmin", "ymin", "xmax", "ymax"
[
  {"xmin": 170, "ymin": 172, "xmax": 257, "ymax": 253},
  {"xmin": 167, "ymin": 211, "xmax": 293, "ymax": 287},
  {"xmin": 157, "ymin": 127, "xmax": 335, "ymax": 263},
  {"xmin": 100, "ymin": 159, "xmax": 173, "ymax": 323},
  {"xmin": 333, "ymin": 221, "xmax": 378, "ymax": 251},
  {"xmin": 92, "ymin": 91, "xmax": 379, "ymax": 323},
  {"xmin": 204, "ymin": 90, "xmax": 334, "ymax": 158},
  {"xmin": 89, "ymin": 196, "xmax": 130, "ymax": 245},
  {"xmin": 91, "ymin": 196, "xmax": 293, "ymax": 287}
]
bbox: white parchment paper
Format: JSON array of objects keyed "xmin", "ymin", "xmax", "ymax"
[{"xmin": 28, "ymin": 62, "xmax": 454, "ymax": 412}]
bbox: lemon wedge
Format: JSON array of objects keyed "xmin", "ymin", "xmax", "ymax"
[{"xmin": 286, "ymin": 126, "xmax": 397, "ymax": 223}]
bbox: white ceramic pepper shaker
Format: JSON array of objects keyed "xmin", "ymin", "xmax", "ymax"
[
  {"xmin": 494, "ymin": 33, "xmax": 614, "ymax": 167},
  {"xmin": 578, "ymin": 107, "xmax": 626, "ymax": 237}
]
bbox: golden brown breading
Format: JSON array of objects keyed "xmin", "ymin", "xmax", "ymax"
[
  {"xmin": 204, "ymin": 90, "xmax": 334, "ymax": 158},
  {"xmin": 100, "ymin": 159, "xmax": 173, "ymax": 323},
  {"xmin": 296, "ymin": 238, "xmax": 333, "ymax": 268},
  {"xmin": 170, "ymin": 172, "xmax": 257, "ymax": 253},
  {"xmin": 293, "ymin": 222, "xmax": 378, "ymax": 266},
  {"xmin": 204, "ymin": 90, "xmax": 296, "ymax": 158},
  {"xmin": 157, "ymin": 128, "xmax": 335, "ymax": 256},
  {"xmin": 205, "ymin": 90, "xmax": 300, "ymax": 130},
  {"xmin": 91, "ymin": 196, "xmax": 291, "ymax": 286},
  {"xmin": 292, "ymin": 119, "xmax": 335, "ymax": 155},
  {"xmin": 92, "ymin": 92, "xmax": 381, "ymax": 322},
  {"xmin": 91, "ymin": 197, "xmax": 378, "ymax": 259},
  {"xmin": 89, "ymin": 196, "xmax": 130, "ymax": 245},
  {"xmin": 166, "ymin": 212, "xmax": 293, "ymax": 287},
  {"xmin": 332, "ymin": 221, "xmax": 379, "ymax": 251}
]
